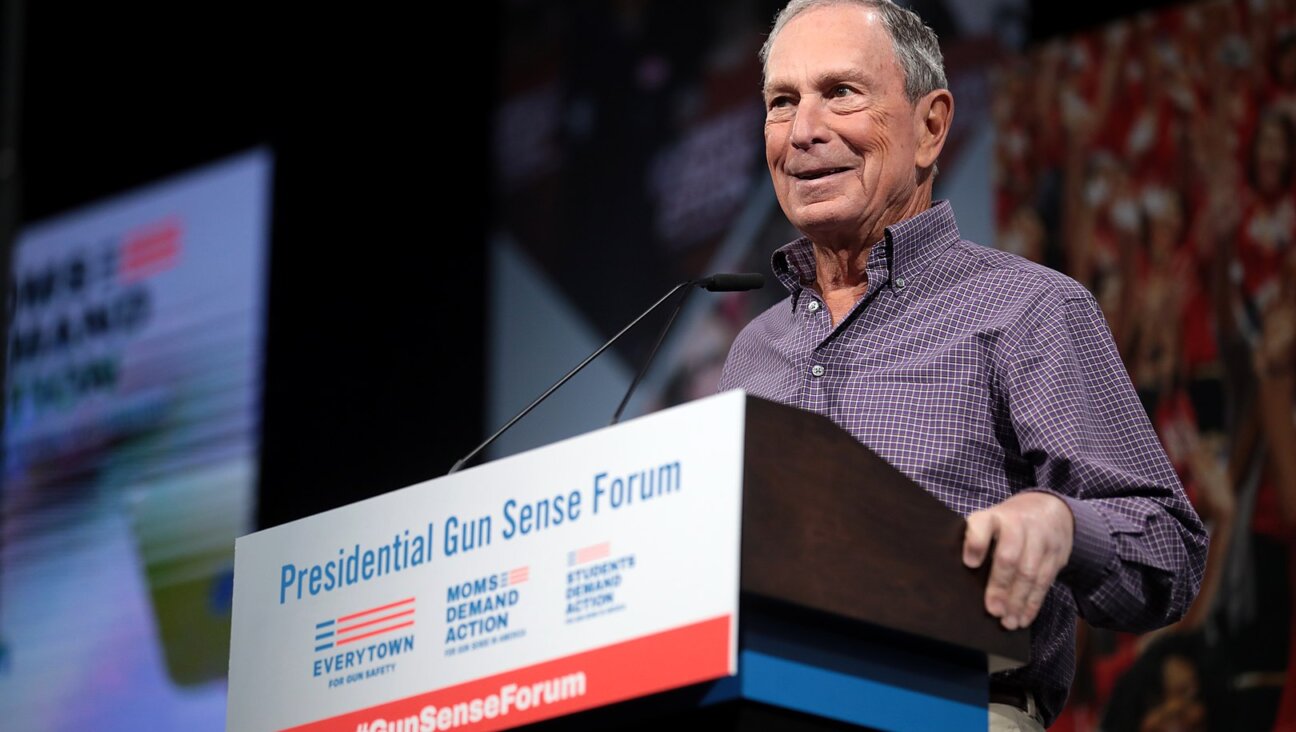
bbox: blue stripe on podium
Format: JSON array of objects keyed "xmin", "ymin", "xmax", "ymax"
[
  {"xmin": 698, "ymin": 609, "xmax": 990, "ymax": 731},
  {"xmin": 737, "ymin": 649, "xmax": 985, "ymax": 731}
]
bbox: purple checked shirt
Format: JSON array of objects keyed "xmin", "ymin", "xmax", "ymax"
[{"xmin": 718, "ymin": 200, "xmax": 1208, "ymax": 725}]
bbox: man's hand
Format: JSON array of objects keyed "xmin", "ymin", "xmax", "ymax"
[{"xmin": 962, "ymin": 492, "xmax": 1075, "ymax": 630}]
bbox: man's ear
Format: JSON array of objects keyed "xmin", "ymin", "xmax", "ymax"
[{"xmin": 914, "ymin": 88, "xmax": 954, "ymax": 171}]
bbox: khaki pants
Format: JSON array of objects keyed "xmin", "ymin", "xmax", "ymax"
[{"xmin": 988, "ymin": 696, "xmax": 1046, "ymax": 732}]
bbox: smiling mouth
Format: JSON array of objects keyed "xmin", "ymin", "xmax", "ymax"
[{"xmin": 792, "ymin": 168, "xmax": 850, "ymax": 180}]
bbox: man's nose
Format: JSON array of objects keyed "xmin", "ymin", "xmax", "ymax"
[{"xmin": 789, "ymin": 96, "xmax": 830, "ymax": 150}]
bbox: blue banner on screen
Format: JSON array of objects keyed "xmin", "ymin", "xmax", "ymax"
[{"xmin": 0, "ymin": 149, "xmax": 271, "ymax": 729}]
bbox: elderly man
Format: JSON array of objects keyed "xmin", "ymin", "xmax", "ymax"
[{"xmin": 718, "ymin": 1, "xmax": 1209, "ymax": 729}]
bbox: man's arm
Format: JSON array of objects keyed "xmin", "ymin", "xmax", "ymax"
[{"xmin": 967, "ymin": 288, "xmax": 1208, "ymax": 632}]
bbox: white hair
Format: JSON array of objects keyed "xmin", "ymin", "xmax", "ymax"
[{"xmin": 759, "ymin": 0, "xmax": 948, "ymax": 103}]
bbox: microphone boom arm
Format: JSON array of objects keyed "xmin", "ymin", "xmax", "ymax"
[{"xmin": 447, "ymin": 280, "xmax": 692, "ymax": 474}]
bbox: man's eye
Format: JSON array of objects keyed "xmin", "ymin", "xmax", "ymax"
[
  {"xmin": 768, "ymin": 96, "xmax": 792, "ymax": 109},
  {"xmin": 831, "ymin": 85, "xmax": 853, "ymax": 97}
]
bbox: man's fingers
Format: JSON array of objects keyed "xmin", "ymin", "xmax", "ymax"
[
  {"xmin": 1016, "ymin": 528, "xmax": 1068, "ymax": 627},
  {"xmin": 963, "ymin": 511, "xmax": 998, "ymax": 569},
  {"xmin": 984, "ymin": 520, "xmax": 1023, "ymax": 622},
  {"xmin": 1001, "ymin": 527, "xmax": 1042, "ymax": 629},
  {"xmin": 1019, "ymin": 571, "xmax": 1053, "ymax": 628}
]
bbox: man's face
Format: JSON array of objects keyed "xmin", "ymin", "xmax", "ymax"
[{"xmin": 763, "ymin": 4, "xmax": 924, "ymax": 245}]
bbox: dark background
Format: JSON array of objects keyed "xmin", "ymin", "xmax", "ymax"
[{"xmin": 18, "ymin": 0, "xmax": 497, "ymax": 528}]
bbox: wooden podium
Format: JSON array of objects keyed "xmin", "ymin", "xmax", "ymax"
[
  {"xmin": 526, "ymin": 395, "xmax": 1029, "ymax": 731},
  {"xmin": 227, "ymin": 392, "xmax": 1026, "ymax": 732}
]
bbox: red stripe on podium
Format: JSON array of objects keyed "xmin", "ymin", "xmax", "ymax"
[{"xmin": 284, "ymin": 614, "xmax": 732, "ymax": 732}]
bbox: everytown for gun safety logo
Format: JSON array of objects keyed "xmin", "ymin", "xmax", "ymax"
[{"xmin": 314, "ymin": 598, "xmax": 417, "ymax": 689}]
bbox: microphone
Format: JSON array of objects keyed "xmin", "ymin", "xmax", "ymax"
[
  {"xmin": 447, "ymin": 273, "xmax": 765, "ymax": 474},
  {"xmin": 697, "ymin": 273, "xmax": 766, "ymax": 292}
]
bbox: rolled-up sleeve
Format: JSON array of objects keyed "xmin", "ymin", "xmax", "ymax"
[{"xmin": 1002, "ymin": 290, "xmax": 1209, "ymax": 632}]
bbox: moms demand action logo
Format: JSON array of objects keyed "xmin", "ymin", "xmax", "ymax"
[
  {"xmin": 314, "ymin": 597, "xmax": 417, "ymax": 686},
  {"xmin": 445, "ymin": 566, "xmax": 528, "ymax": 642}
]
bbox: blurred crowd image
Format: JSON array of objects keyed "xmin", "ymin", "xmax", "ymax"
[{"xmin": 995, "ymin": 1, "xmax": 1296, "ymax": 729}]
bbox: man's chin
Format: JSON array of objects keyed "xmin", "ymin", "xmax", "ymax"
[{"xmin": 788, "ymin": 210, "xmax": 862, "ymax": 244}]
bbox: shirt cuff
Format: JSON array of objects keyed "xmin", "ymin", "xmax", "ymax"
[{"xmin": 1054, "ymin": 494, "xmax": 1117, "ymax": 592}]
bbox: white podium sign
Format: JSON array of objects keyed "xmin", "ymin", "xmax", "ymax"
[{"xmin": 228, "ymin": 391, "xmax": 747, "ymax": 731}]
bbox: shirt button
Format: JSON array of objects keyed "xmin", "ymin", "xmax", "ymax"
[
  {"xmin": 810, "ymin": 364, "xmax": 825, "ymax": 378},
  {"xmin": 807, "ymin": 300, "xmax": 821, "ymax": 313},
  {"xmin": 894, "ymin": 277, "xmax": 906, "ymax": 290}
]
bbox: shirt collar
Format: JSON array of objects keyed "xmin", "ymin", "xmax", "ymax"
[{"xmin": 770, "ymin": 200, "xmax": 961, "ymax": 305}]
